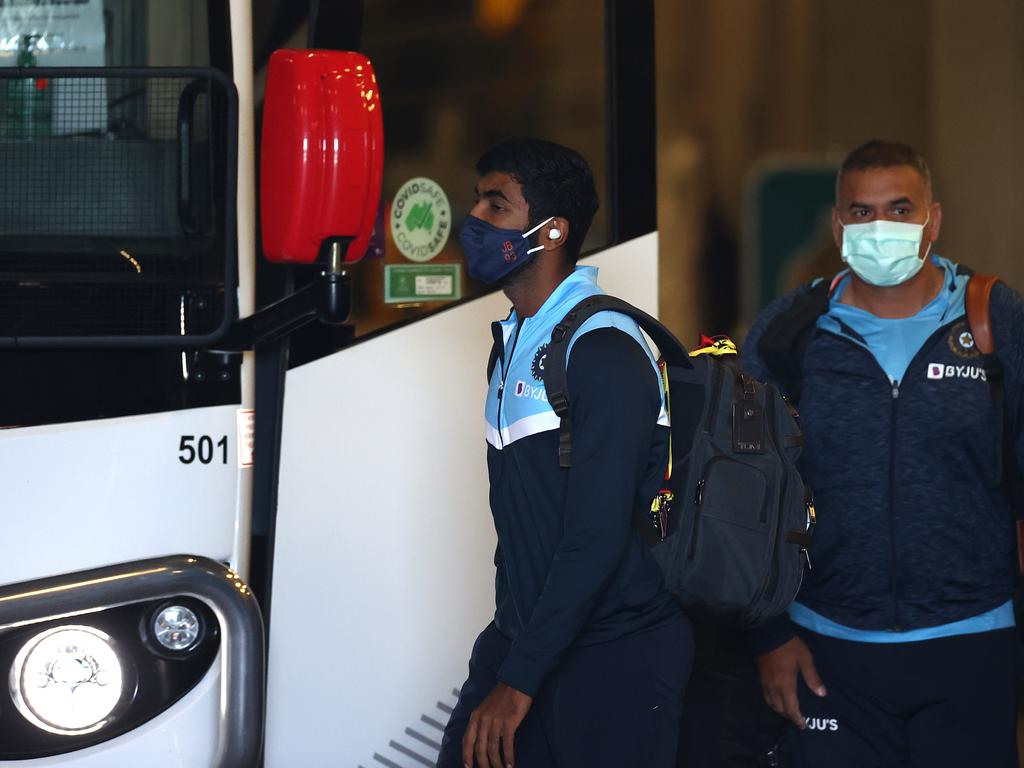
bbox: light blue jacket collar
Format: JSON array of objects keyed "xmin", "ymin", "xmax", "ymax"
[
  {"xmin": 821, "ymin": 255, "xmax": 967, "ymax": 338},
  {"xmin": 499, "ymin": 266, "xmax": 601, "ymax": 333}
]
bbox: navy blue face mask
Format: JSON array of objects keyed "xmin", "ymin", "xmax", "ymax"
[{"xmin": 459, "ymin": 214, "xmax": 554, "ymax": 284}]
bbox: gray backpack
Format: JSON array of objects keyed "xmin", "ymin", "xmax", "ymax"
[{"xmin": 542, "ymin": 295, "xmax": 814, "ymax": 625}]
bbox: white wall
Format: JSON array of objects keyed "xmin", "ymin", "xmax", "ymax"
[{"xmin": 265, "ymin": 232, "xmax": 658, "ymax": 767}]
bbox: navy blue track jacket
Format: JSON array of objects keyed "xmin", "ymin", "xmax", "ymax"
[
  {"xmin": 741, "ymin": 263, "xmax": 1024, "ymax": 652},
  {"xmin": 483, "ymin": 267, "xmax": 681, "ymax": 697}
]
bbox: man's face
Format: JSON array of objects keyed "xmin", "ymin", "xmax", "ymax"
[
  {"xmin": 831, "ymin": 165, "xmax": 941, "ymax": 260},
  {"xmin": 469, "ymin": 171, "xmax": 530, "ymax": 231}
]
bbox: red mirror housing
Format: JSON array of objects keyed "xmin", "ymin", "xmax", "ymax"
[{"xmin": 260, "ymin": 50, "xmax": 383, "ymax": 264}]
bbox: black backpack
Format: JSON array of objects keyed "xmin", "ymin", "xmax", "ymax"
[{"xmin": 540, "ymin": 295, "xmax": 814, "ymax": 625}]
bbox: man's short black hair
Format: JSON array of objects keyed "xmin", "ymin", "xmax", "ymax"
[
  {"xmin": 476, "ymin": 138, "xmax": 599, "ymax": 262},
  {"xmin": 837, "ymin": 139, "xmax": 932, "ymax": 201}
]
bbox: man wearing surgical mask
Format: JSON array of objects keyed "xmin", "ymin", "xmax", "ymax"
[
  {"xmin": 438, "ymin": 138, "xmax": 692, "ymax": 768},
  {"xmin": 740, "ymin": 140, "xmax": 1024, "ymax": 767}
]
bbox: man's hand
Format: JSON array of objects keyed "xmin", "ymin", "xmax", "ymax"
[
  {"xmin": 756, "ymin": 636, "xmax": 827, "ymax": 728},
  {"xmin": 461, "ymin": 682, "xmax": 532, "ymax": 768}
]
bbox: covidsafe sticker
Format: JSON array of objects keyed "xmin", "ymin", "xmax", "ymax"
[{"xmin": 390, "ymin": 177, "xmax": 451, "ymax": 262}]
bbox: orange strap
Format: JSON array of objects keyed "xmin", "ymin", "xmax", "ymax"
[
  {"xmin": 828, "ymin": 271, "xmax": 847, "ymax": 295},
  {"xmin": 965, "ymin": 274, "xmax": 1000, "ymax": 355},
  {"xmin": 1018, "ymin": 522, "xmax": 1024, "ymax": 574}
]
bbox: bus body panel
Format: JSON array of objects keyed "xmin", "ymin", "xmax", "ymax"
[
  {"xmin": 0, "ymin": 405, "xmax": 243, "ymax": 587},
  {"xmin": 264, "ymin": 233, "xmax": 658, "ymax": 765}
]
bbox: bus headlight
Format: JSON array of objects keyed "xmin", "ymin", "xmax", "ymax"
[
  {"xmin": 9, "ymin": 625, "xmax": 124, "ymax": 735},
  {"xmin": 152, "ymin": 604, "xmax": 202, "ymax": 652}
]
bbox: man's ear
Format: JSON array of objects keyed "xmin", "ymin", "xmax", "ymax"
[
  {"xmin": 926, "ymin": 202, "xmax": 942, "ymax": 244},
  {"xmin": 543, "ymin": 217, "xmax": 569, "ymax": 249},
  {"xmin": 831, "ymin": 207, "xmax": 842, "ymax": 249}
]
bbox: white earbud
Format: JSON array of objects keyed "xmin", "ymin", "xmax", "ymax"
[{"xmin": 548, "ymin": 228, "xmax": 562, "ymax": 240}]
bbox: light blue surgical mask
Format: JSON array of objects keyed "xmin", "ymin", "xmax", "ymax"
[{"xmin": 840, "ymin": 216, "xmax": 931, "ymax": 287}]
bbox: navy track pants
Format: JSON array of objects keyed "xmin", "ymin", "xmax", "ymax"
[
  {"xmin": 438, "ymin": 613, "xmax": 693, "ymax": 768},
  {"xmin": 789, "ymin": 627, "xmax": 1018, "ymax": 768}
]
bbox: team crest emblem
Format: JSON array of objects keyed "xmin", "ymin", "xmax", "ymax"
[
  {"xmin": 531, "ymin": 344, "xmax": 548, "ymax": 381},
  {"xmin": 947, "ymin": 321, "xmax": 980, "ymax": 358}
]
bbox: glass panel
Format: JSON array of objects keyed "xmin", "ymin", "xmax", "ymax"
[
  {"xmin": 0, "ymin": 2, "xmax": 235, "ymax": 428},
  {"xmin": 346, "ymin": 0, "xmax": 608, "ymax": 339},
  {"xmin": 0, "ymin": 1, "xmax": 109, "ymax": 68},
  {"xmin": 135, "ymin": 0, "xmax": 211, "ymax": 68},
  {"xmin": 0, "ymin": 1, "xmax": 212, "ymax": 70},
  {"xmin": 0, "ymin": 71, "xmax": 233, "ymax": 339}
]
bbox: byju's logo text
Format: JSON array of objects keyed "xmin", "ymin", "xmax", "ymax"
[
  {"xmin": 927, "ymin": 364, "xmax": 987, "ymax": 382},
  {"xmin": 806, "ymin": 717, "xmax": 839, "ymax": 732},
  {"xmin": 514, "ymin": 380, "xmax": 548, "ymax": 402}
]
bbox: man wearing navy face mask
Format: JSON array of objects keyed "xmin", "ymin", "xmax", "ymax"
[
  {"xmin": 438, "ymin": 138, "xmax": 692, "ymax": 768},
  {"xmin": 742, "ymin": 140, "xmax": 1024, "ymax": 766}
]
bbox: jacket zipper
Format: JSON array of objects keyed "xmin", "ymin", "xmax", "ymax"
[
  {"xmin": 889, "ymin": 380, "xmax": 901, "ymax": 629},
  {"xmin": 819, "ymin": 319, "xmax": 961, "ymax": 630},
  {"xmin": 495, "ymin": 322, "xmax": 524, "ymax": 448}
]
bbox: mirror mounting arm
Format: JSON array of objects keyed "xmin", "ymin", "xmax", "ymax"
[{"xmin": 216, "ymin": 238, "xmax": 353, "ymax": 350}]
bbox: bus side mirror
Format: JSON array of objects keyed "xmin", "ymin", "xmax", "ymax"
[{"xmin": 260, "ymin": 49, "xmax": 383, "ymax": 265}]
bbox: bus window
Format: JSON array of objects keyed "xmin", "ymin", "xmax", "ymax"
[
  {"xmin": 274, "ymin": 1, "xmax": 610, "ymax": 359},
  {"xmin": 0, "ymin": 1, "xmax": 235, "ymax": 428}
]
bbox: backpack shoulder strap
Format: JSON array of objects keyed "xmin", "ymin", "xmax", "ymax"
[
  {"xmin": 542, "ymin": 295, "xmax": 690, "ymax": 468},
  {"xmin": 965, "ymin": 273, "xmax": 1024, "ymax": 569},
  {"xmin": 756, "ymin": 279, "xmax": 831, "ymax": 404},
  {"xmin": 966, "ymin": 273, "xmax": 1001, "ymax": 355}
]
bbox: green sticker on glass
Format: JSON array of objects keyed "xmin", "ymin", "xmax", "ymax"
[
  {"xmin": 384, "ymin": 263, "xmax": 462, "ymax": 303},
  {"xmin": 390, "ymin": 177, "xmax": 451, "ymax": 262}
]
